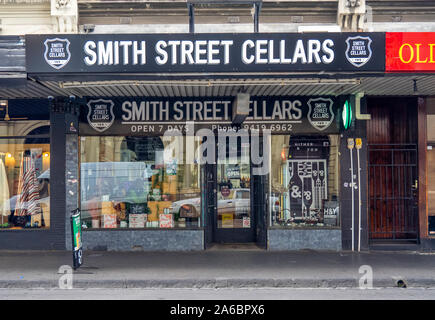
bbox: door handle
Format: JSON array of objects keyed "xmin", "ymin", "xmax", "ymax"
[{"xmin": 412, "ymin": 180, "xmax": 418, "ymax": 190}]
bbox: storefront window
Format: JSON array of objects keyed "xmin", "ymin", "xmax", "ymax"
[
  {"xmin": 0, "ymin": 123, "xmax": 50, "ymax": 230},
  {"xmin": 80, "ymin": 136, "xmax": 201, "ymax": 229},
  {"xmin": 269, "ymin": 135, "xmax": 340, "ymax": 228}
]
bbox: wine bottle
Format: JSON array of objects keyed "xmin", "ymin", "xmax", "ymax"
[
  {"xmin": 288, "ymin": 161, "xmax": 303, "ymax": 219},
  {"xmin": 318, "ymin": 161, "xmax": 326, "ymax": 206},
  {"xmin": 312, "ymin": 162, "xmax": 319, "ymax": 210},
  {"xmin": 302, "ymin": 176, "xmax": 313, "ymax": 219}
]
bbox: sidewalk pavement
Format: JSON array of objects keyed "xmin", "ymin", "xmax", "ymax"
[{"xmin": 0, "ymin": 249, "xmax": 434, "ymax": 289}]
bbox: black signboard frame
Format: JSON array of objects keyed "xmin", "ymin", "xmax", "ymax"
[
  {"xmin": 78, "ymin": 95, "xmax": 343, "ymax": 136},
  {"xmin": 26, "ymin": 33, "xmax": 385, "ymax": 75}
]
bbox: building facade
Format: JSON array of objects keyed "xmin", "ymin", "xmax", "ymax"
[{"xmin": 0, "ymin": 0, "xmax": 435, "ymax": 251}]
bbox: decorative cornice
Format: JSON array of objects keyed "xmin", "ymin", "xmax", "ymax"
[{"xmin": 76, "ymin": 0, "xmax": 435, "ymax": 18}]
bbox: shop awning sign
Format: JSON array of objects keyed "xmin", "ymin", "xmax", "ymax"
[
  {"xmin": 26, "ymin": 33, "xmax": 385, "ymax": 74},
  {"xmin": 43, "ymin": 38, "xmax": 71, "ymax": 70},
  {"xmin": 23, "ymin": 32, "xmax": 435, "ymax": 75},
  {"xmin": 79, "ymin": 96, "xmax": 343, "ymax": 135},
  {"xmin": 345, "ymin": 36, "xmax": 373, "ymax": 68},
  {"xmin": 386, "ymin": 32, "xmax": 435, "ymax": 72}
]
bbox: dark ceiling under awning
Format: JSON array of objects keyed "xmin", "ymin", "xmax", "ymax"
[
  {"xmin": 0, "ymin": 73, "xmax": 27, "ymax": 89},
  {"xmin": 0, "ymin": 74, "xmax": 434, "ymax": 99}
]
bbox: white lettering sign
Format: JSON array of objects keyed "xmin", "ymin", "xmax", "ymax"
[{"xmin": 82, "ymin": 38, "xmax": 335, "ymax": 66}]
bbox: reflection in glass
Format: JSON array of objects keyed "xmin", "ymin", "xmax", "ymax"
[
  {"xmin": 0, "ymin": 125, "xmax": 50, "ymax": 229},
  {"xmin": 80, "ymin": 136, "xmax": 202, "ymax": 229},
  {"xmin": 217, "ymin": 136, "xmax": 251, "ymax": 229}
]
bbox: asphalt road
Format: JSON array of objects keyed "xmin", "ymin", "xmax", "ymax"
[{"xmin": 1, "ymin": 287, "xmax": 435, "ymax": 300}]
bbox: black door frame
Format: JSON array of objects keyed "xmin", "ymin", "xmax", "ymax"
[
  {"xmin": 252, "ymin": 135, "xmax": 268, "ymax": 248},
  {"xmin": 205, "ymin": 132, "xmax": 257, "ymax": 243},
  {"xmin": 202, "ymin": 162, "xmax": 216, "ymax": 248}
]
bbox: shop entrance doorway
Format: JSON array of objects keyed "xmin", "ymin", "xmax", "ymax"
[
  {"xmin": 212, "ymin": 133, "xmax": 256, "ymax": 243},
  {"xmin": 367, "ymin": 98, "xmax": 419, "ymax": 242}
]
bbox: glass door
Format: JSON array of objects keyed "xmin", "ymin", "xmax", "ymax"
[{"xmin": 213, "ymin": 136, "xmax": 255, "ymax": 243}]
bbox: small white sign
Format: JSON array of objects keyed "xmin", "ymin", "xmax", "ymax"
[
  {"xmin": 243, "ymin": 217, "xmax": 251, "ymax": 228},
  {"xmin": 129, "ymin": 214, "xmax": 146, "ymax": 228},
  {"xmin": 159, "ymin": 213, "xmax": 174, "ymax": 228}
]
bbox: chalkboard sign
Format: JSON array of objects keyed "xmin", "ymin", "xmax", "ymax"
[
  {"xmin": 288, "ymin": 135, "xmax": 330, "ymax": 160},
  {"xmin": 128, "ymin": 203, "xmax": 147, "ymax": 214}
]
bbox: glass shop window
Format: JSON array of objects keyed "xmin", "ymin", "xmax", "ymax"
[
  {"xmin": 269, "ymin": 135, "xmax": 340, "ymax": 228},
  {"xmin": 80, "ymin": 136, "xmax": 202, "ymax": 229},
  {"xmin": 0, "ymin": 124, "xmax": 50, "ymax": 229}
]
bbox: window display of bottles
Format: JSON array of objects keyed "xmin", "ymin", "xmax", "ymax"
[{"xmin": 80, "ymin": 136, "xmax": 201, "ymax": 229}]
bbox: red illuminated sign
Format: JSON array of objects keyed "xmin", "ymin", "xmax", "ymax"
[{"xmin": 386, "ymin": 32, "xmax": 435, "ymax": 72}]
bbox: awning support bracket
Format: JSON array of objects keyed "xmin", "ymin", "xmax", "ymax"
[{"xmin": 355, "ymin": 92, "xmax": 371, "ymax": 120}]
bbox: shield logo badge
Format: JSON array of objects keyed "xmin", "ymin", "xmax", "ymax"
[
  {"xmin": 44, "ymin": 38, "xmax": 71, "ymax": 69},
  {"xmin": 345, "ymin": 36, "xmax": 373, "ymax": 68},
  {"xmin": 307, "ymin": 98, "xmax": 335, "ymax": 131},
  {"xmin": 87, "ymin": 99, "xmax": 115, "ymax": 132}
]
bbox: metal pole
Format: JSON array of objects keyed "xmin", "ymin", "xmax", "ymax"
[
  {"xmin": 253, "ymin": 2, "xmax": 261, "ymax": 33},
  {"xmin": 347, "ymin": 138, "xmax": 355, "ymax": 252},
  {"xmin": 188, "ymin": 3, "xmax": 195, "ymax": 34},
  {"xmin": 350, "ymin": 149, "xmax": 354, "ymax": 251}
]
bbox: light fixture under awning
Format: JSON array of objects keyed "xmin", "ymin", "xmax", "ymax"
[
  {"xmin": 232, "ymin": 93, "xmax": 250, "ymax": 125},
  {"xmin": 59, "ymin": 78, "xmax": 361, "ymax": 89}
]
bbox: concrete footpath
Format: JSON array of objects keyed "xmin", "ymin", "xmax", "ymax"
[{"xmin": 0, "ymin": 249, "xmax": 434, "ymax": 289}]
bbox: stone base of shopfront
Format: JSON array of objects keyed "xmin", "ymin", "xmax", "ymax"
[
  {"xmin": 420, "ymin": 239, "xmax": 435, "ymax": 251},
  {"xmin": 82, "ymin": 230, "xmax": 204, "ymax": 251},
  {"xmin": 267, "ymin": 229, "xmax": 342, "ymax": 251}
]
